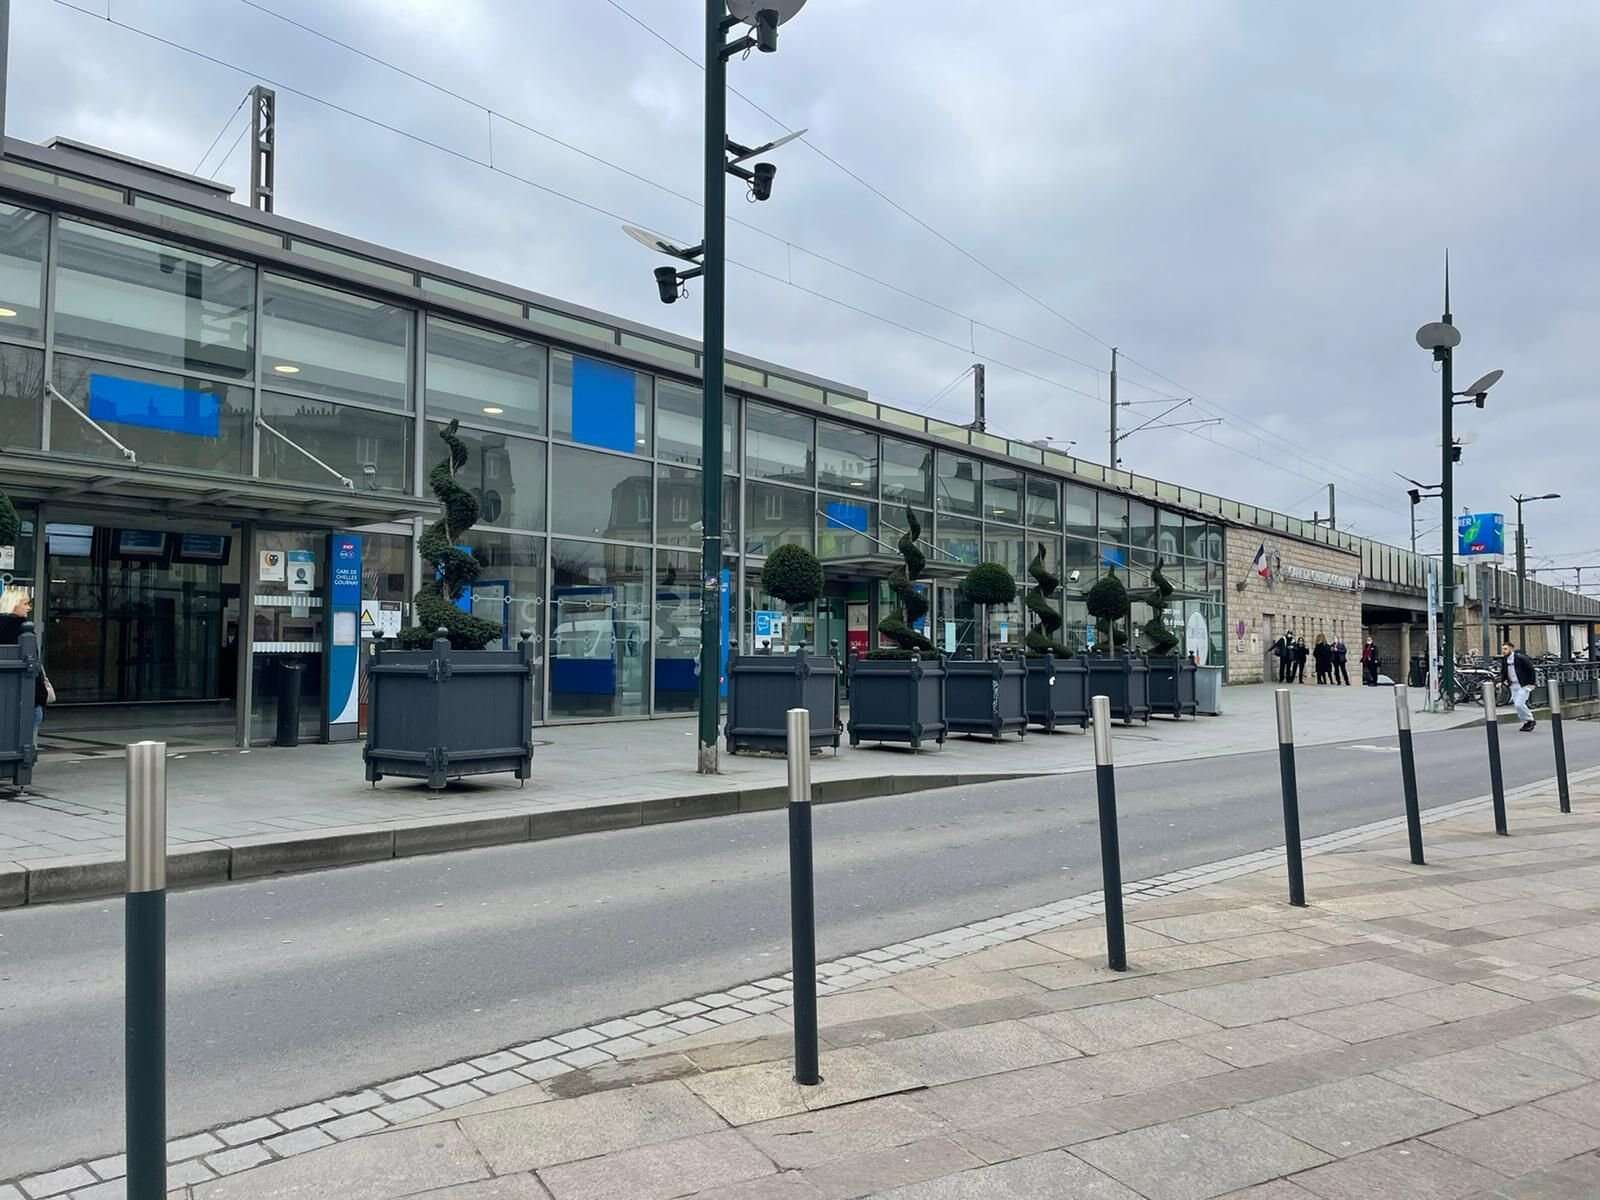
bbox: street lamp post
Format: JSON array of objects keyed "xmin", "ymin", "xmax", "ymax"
[
  {"xmin": 1400, "ymin": 476, "xmax": 1443, "ymax": 555},
  {"xmin": 1416, "ymin": 262, "xmax": 1501, "ymax": 706},
  {"xmin": 1512, "ymin": 492, "xmax": 1561, "ymax": 642}
]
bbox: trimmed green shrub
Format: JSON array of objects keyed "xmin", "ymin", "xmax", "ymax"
[
  {"xmin": 1086, "ymin": 569, "xmax": 1129, "ymax": 654},
  {"xmin": 0, "ymin": 490, "xmax": 18, "ymax": 551},
  {"xmin": 1141, "ymin": 558, "xmax": 1181, "ymax": 655},
  {"xmin": 400, "ymin": 420, "xmax": 502, "ymax": 650},
  {"xmin": 874, "ymin": 506, "xmax": 936, "ymax": 657},
  {"xmin": 1023, "ymin": 542, "xmax": 1070, "ymax": 656},
  {"xmin": 962, "ymin": 561, "xmax": 1016, "ymax": 607},
  {"xmin": 761, "ymin": 543, "xmax": 824, "ymax": 606}
]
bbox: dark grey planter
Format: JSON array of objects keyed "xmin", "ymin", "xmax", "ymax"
[
  {"xmin": 1085, "ymin": 654, "xmax": 1151, "ymax": 724},
  {"xmin": 945, "ymin": 656, "xmax": 1027, "ymax": 740},
  {"xmin": 726, "ymin": 651, "xmax": 841, "ymax": 755},
  {"xmin": 1024, "ymin": 653, "xmax": 1089, "ymax": 732},
  {"xmin": 847, "ymin": 654, "xmax": 947, "ymax": 749},
  {"xmin": 1147, "ymin": 655, "xmax": 1198, "ymax": 718},
  {"xmin": 1, "ymin": 622, "xmax": 40, "ymax": 788},
  {"xmin": 364, "ymin": 630, "xmax": 537, "ymax": 790}
]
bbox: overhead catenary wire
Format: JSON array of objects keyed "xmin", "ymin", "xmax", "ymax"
[{"xmin": 191, "ymin": 91, "xmax": 248, "ymax": 175}]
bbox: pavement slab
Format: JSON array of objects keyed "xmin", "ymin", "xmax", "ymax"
[
  {"xmin": 190, "ymin": 1124, "xmax": 487, "ymax": 1200},
  {"xmin": 1377, "ymin": 1044, "xmax": 1593, "ymax": 1115},
  {"xmin": 1287, "ymin": 1139, "xmax": 1503, "ymax": 1199},
  {"xmin": 868, "ymin": 1148, "xmax": 1144, "ymax": 1198},
  {"xmin": 1073, "ymin": 1109, "xmax": 1331, "ymax": 1200},
  {"xmin": 536, "ymin": 1130, "xmax": 775, "ymax": 1200},
  {"xmin": 1239, "ymin": 1074, "xmax": 1472, "ymax": 1156},
  {"xmin": 1420, "ymin": 1104, "xmax": 1600, "ymax": 1177}
]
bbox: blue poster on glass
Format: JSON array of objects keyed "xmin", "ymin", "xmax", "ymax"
[{"xmin": 325, "ymin": 533, "xmax": 361, "ymax": 739}]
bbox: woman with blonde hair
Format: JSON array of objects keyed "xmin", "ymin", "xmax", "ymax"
[{"xmin": 0, "ymin": 586, "xmax": 52, "ymax": 744}]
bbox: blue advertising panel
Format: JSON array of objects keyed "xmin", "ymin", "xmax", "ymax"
[
  {"xmin": 1457, "ymin": 513, "xmax": 1505, "ymax": 557},
  {"xmin": 570, "ymin": 357, "xmax": 638, "ymax": 453},
  {"xmin": 89, "ymin": 373, "xmax": 220, "ymax": 437},
  {"xmin": 325, "ymin": 534, "xmax": 361, "ymax": 738}
]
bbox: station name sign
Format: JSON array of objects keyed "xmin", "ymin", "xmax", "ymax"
[{"xmin": 1278, "ymin": 563, "xmax": 1363, "ymax": 593}]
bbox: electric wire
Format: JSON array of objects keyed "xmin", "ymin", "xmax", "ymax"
[{"xmin": 191, "ymin": 91, "xmax": 248, "ymax": 175}]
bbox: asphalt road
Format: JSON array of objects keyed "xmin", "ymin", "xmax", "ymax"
[{"xmin": 2, "ymin": 719, "xmax": 1595, "ymax": 1178}]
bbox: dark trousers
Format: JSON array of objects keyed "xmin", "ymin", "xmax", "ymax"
[
  {"xmin": 1316, "ymin": 664, "xmax": 1329, "ymax": 684},
  {"xmin": 1362, "ymin": 661, "xmax": 1377, "ymax": 685},
  {"xmin": 1334, "ymin": 661, "xmax": 1350, "ymax": 685},
  {"xmin": 1293, "ymin": 659, "xmax": 1307, "ymax": 683},
  {"xmin": 1277, "ymin": 656, "xmax": 1291, "ymax": 682}
]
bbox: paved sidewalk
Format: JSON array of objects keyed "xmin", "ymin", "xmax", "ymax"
[
  {"xmin": 2, "ymin": 682, "xmax": 1473, "ymax": 905},
  {"xmin": 97, "ymin": 768, "xmax": 1600, "ymax": 1200}
]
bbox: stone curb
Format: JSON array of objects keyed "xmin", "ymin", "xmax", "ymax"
[{"xmin": 0, "ymin": 771, "xmax": 1043, "ymax": 909}]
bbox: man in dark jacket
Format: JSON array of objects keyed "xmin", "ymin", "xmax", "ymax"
[
  {"xmin": 1332, "ymin": 638, "xmax": 1350, "ymax": 685},
  {"xmin": 1501, "ymin": 640, "xmax": 1538, "ymax": 732},
  {"xmin": 1273, "ymin": 632, "xmax": 1293, "ymax": 682}
]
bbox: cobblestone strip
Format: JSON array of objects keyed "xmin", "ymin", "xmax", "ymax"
[{"xmin": 11, "ymin": 766, "xmax": 1592, "ymax": 1199}]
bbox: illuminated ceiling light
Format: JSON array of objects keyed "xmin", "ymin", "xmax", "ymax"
[
  {"xmin": 848, "ymin": 480, "xmax": 864, "ymax": 487},
  {"xmin": 272, "ymin": 363, "xmax": 302, "ymax": 375},
  {"xmin": 482, "ymin": 405, "xmax": 505, "ymax": 415},
  {"xmin": 0, "ymin": 307, "xmax": 16, "ymax": 318}
]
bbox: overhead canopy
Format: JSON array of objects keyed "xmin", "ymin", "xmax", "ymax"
[
  {"xmin": 816, "ymin": 554, "xmax": 973, "ymax": 582},
  {"xmin": 0, "ymin": 449, "xmax": 435, "ymax": 529}
]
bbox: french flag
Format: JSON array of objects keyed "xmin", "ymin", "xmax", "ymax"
[{"xmin": 1251, "ymin": 543, "xmax": 1270, "ymax": 579}]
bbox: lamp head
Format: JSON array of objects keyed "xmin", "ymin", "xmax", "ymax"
[
  {"xmin": 1415, "ymin": 321, "xmax": 1461, "ymax": 352},
  {"xmin": 750, "ymin": 161, "xmax": 776, "ymax": 200},
  {"xmin": 654, "ymin": 265, "xmax": 681, "ymax": 305},
  {"xmin": 1408, "ymin": 488, "xmax": 1421, "ymax": 505}
]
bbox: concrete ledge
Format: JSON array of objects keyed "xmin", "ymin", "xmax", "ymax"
[
  {"xmin": 168, "ymin": 843, "xmax": 233, "ymax": 889},
  {"xmin": 393, "ymin": 814, "xmax": 532, "ymax": 857},
  {"xmin": 641, "ymin": 791, "xmax": 741, "ymax": 825},
  {"xmin": 738, "ymin": 786, "xmax": 789, "ymax": 813},
  {"xmin": 26, "ymin": 854, "xmax": 127, "ymax": 904},
  {"xmin": 230, "ymin": 828, "xmax": 397, "ymax": 879},
  {"xmin": 530, "ymin": 803, "xmax": 641, "ymax": 840},
  {"xmin": 0, "ymin": 861, "xmax": 25, "ymax": 909}
]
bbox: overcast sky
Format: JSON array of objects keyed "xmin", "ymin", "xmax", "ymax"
[{"xmin": 14, "ymin": 0, "xmax": 1598, "ymax": 583}]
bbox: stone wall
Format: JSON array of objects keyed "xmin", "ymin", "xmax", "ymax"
[{"xmin": 1223, "ymin": 530, "xmax": 1364, "ymax": 683}]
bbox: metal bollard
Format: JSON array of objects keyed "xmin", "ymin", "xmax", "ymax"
[
  {"xmin": 785, "ymin": 708, "xmax": 821, "ymax": 1086},
  {"xmin": 1484, "ymin": 687, "xmax": 1507, "ymax": 835},
  {"xmin": 126, "ymin": 741, "xmax": 168, "ymax": 1200},
  {"xmin": 1275, "ymin": 690, "xmax": 1307, "ymax": 907},
  {"xmin": 1393, "ymin": 685, "xmax": 1425, "ymax": 865},
  {"xmin": 1090, "ymin": 696, "xmax": 1127, "ymax": 972},
  {"xmin": 1551, "ymin": 682, "xmax": 1571, "ymax": 815}
]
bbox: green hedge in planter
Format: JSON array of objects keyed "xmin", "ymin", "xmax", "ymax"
[
  {"xmin": 874, "ymin": 506, "xmax": 935, "ymax": 659},
  {"xmin": 1023, "ymin": 542, "xmax": 1070, "ymax": 656},
  {"xmin": 401, "ymin": 420, "xmax": 501, "ymax": 650},
  {"xmin": 1086, "ymin": 569, "xmax": 1128, "ymax": 655},
  {"xmin": 962, "ymin": 561, "xmax": 1016, "ymax": 658},
  {"xmin": 761, "ymin": 544, "xmax": 823, "ymax": 605},
  {"xmin": 1141, "ymin": 558, "xmax": 1181, "ymax": 655}
]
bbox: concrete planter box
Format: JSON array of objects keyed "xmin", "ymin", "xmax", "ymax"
[
  {"xmin": 1, "ymin": 622, "xmax": 40, "ymax": 788},
  {"xmin": 364, "ymin": 632, "xmax": 537, "ymax": 790},
  {"xmin": 945, "ymin": 657, "xmax": 1027, "ymax": 741},
  {"xmin": 1195, "ymin": 665, "xmax": 1224, "ymax": 715},
  {"xmin": 1147, "ymin": 655, "xmax": 1198, "ymax": 719},
  {"xmin": 726, "ymin": 652, "xmax": 841, "ymax": 755},
  {"xmin": 1085, "ymin": 654, "xmax": 1151, "ymax": 724},
  {"xmin": 1024, "ymin": 653, "xmax": 1089, "ymax": 732},
  {"xmin": 847, "ymin": 655, "xmax": 947, "ymax": 749}
]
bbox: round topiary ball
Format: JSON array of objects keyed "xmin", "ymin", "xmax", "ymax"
[
  {"xmin": 1086, "ymin": 570, "xmax": 1129, "ymax": 621},
  {"xmin": 963, "ymin": 561, "xmax": 1017, "ymax": 606},
  {"xmin": 761, "ymin": 543, "xmax": 824, "ymax": 605}
]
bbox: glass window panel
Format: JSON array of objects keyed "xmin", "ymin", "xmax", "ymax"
[
  {"xmin": 984, "ymin": 527, "xmax": 1028, "ymax": 650},
  {"xmin": 745, "ymin": 401, "xmax": 813, "ymax": 485},
  {"xmin": 429, "ymin": 421, "xmax": 545, "ymax": 531},
  {"xmin": 936, "ymin": 515, "xmax": 981, "ymax": 565},
  {"xmin": 260, "ymin": 391, "xmax": 410, "ymax": 492},
  {"xmin": 726, "ymin": 361, "xmax": 765, "ymax": 388},
  {"xmin": 1063, "ymin": 483, "xmax": 1096, "ymax": 540},
  {"xmin": 1026, "ymin": 476, "xmax": 1060, "ymax": 530},
  {"xmin": 456, "ymin": 529, "xmax": 545, "ymax": 652},
  {"xmin": 1183, "ymin": 517, "xmax": 1207, "ymax": 558},
  {"xmin": 818, "ymin": 497, "xmax": 877, "ymax": 559},
  {"xmin": 1129, "ymin": 500, "xmax": 1156, "ymax": 551},
  {"xmin": 0, "ymin": 343, "xmax": 43, "ymax": 449},
  {"xmin": 971, "ymin": 431, "xmax": 1006, "ymax": 453},
  {"xmin": 878, "ymin": 406, "xmax": 926, "ymax": 432},
  {"xmin": 656, "ymin": 466, "xmax": 737, "ymax": 550},
  {"xmin": 1008, "ymin": 441, "xmax": 1044, "ymax": 464},
  {"xmin": 548, "ymin": 538, "xmax": 648, "ymax": 718},
  {"xmin": 1098, "ymin": 492, "xmax": 1129, "ymax": 544},
  {"xmin": 654, "ymin": 549, "xmax": 701, "ymax": 713},
  {"xmin": 1203, "ymin": 523, "xmax": 1225, "ymax": 563},
  {"xmin": 550, "ymin": 350, "xmax": 651, "ymax": 453},
  {"xmin": 131, "ymin": 195, "xmax": 284, "ymax": 248},
  {"xmin": 1, "ymin": 161, "xmax": 124, "ymax": 202},
  {"xmin": 935, "ymin": 451, "xmax": 980, "ymax": 516},
  {"xmin": 53, "ymin": 354, "xmax": 251, "ymax": 475},
  {"xmin": 984, "ymin": 463, "xmax": 1023, "ymax": 524},
  {"xmin": 1157, "ymin": 508, "xmax": 1183, "ymax": 559},
  {"xmin": 881, "ymin": 505, "xmax": 932, "ymax": 553},
  {"xmin": 816, "ymin": 419, "xmax": 877, "ymax": 494},
  {"xmin": 619, "ymin": 331, "xmax": 697, "ymax": 368},
  {"xmin": 1064, "ymin": 536, "xmax": 1098, "ymax": 573},
  {"xmin": 425, "ymin": 316, "xmax": 546, "ymax": 433},
  {"xmin": 1042, "ymin": 449, "xmax": 1074, "ymax": 472},
  {"xmin": 655, "ymin": 379, "xmax": 735, "ymax": 467},
  {"xmin": 288, "ymin": 238, "xmax": 416, "ymax": 286},
  {"xmin": 421, "ymin": 275, "xmax": 523, "ymax": 318},
  {"xmin": 826, "ymin": 393, "xmax": 876, "ymax": 417},
  {"xmin": 262, "ymin": 274, "xmax": 409, "ymax": 407},
  {"xmin": 549, "ymin": 444, "xmax": 651, "ymax": 542},
  {"xmin": 0, "ymin": 203, "xmax": 48, "ymax": 339},
  {"xmin": 745, "ymin": 481, "xmax": 813, "ymax": 556},
  {"xmin": 927, "ymin": 418, "xmax": 970, "ymax": 443},
  {"xmin": 765, "ymin": 374, "xmax": 825, "ymax": 405},
  {"xmin": 881, "ymin": 437, "xmax": 932, "ymax": 507},
  {"xmin": 56, "ymin": 220, "xmax": 255, "ymax": 379},
  {"xmin": 527, "ymin": 306, "xmax": 615, "ymax": 344}
]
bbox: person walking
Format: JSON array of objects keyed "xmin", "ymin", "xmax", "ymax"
[
  {"xmin": 1273, "ymin": 630, "xmax": 1293, "ymax": 683},
  {"xmin": 0, "ymin": 587, "xmax": 51, "ymax": 748},
  {"xmin": 1332, "ymin": 636, "xmax": 1351, "ymax": 685},
  {"xmin": 1360, "ymin": 637, "xmax": 1380, "ymax": 686},
  {"xmin": 1292, "ymin": 635, "xmax": 1309, "ymax": 684},
  {"xmin": 1501, "ymin": 640, "xmax": 1539, "ymax": 732},
  {"xmin": 1313, "ymin": 635, "xmax": 1331, "ymax": 684}
]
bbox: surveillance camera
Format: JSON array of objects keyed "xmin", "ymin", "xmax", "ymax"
[
  {"xmin": 1067, "ymin": 569, "xmax": 1081, "ymax": 584},
  {"xmin": 1408, "ymin": 489, "xmax": 1420, "ymax": 504},
  {"xmin": 750, "ymin": 162, "xmax": 776, "ymax": 201},
  {"xmin": 654, "ymin": 265, "xmax": 680, "ymax": 305},
  {"xmin": 1450, "ymin": 445, "xmax": 1463, "ymax": 464},
  {"xmin": 755, "ymin": 9, "xmax": 779, "ymax": 51}
]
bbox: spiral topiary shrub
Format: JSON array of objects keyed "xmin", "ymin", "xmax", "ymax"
[
  {"xmin": 874, "ymin": 507, "xmax": 936, "ymax": 659},
  {"xmin": 1023, "ymin": 542, "xmax": 1070, "ymax": 656},
  {"xmin": 1086, "ymin": 569, "xmax": 1129, "ymax": 655},
  {"xmin": 0, "ymin": 490, "xmax": 19, "ymax": 554},
  {"xmin": 1140, "ymin": 558, "xmax": 1181, "ymax": 656},
  {"xmin": 400, "ymin": 420, "xmax": 502, "ymax": 650}
]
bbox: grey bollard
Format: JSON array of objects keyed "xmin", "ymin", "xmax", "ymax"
[
  {"xmin": 786, "ymin": 708, "xmax": 821, "ymax": 1086},
  {"xmin": 1550, "ymin": 682, "xmax": 1571, "ymax": 815},
  {"xmin": 1483, "ymin": 687, "xmax": 1507, "ymax": 835},
  {"xmin": 1090, "ymin": 695, "xmax": 1127, "ymax": 971},
  {"xmin": 1275, "ymin": 690, "xmax": 1307, "ymax": 906},
  {"xmin": 126, "ymin": 741, "xmax": 168, "ymax": 1200},
  {"xmin": 1393, "ymin": 685, "xmax": 1425, "ymax": 865}
]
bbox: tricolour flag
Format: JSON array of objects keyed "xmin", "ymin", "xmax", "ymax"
[{"xmin": 1251, "ymin": 543, "xmax": 1270, "ymax": 579}]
